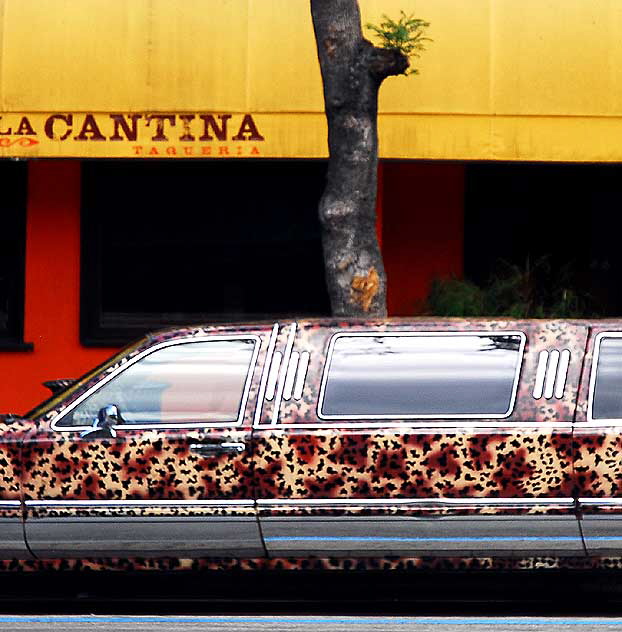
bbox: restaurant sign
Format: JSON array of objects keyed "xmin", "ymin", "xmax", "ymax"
[{"xmin": 0, "ymin": 112, "xmax": 267, "ymax": 158}]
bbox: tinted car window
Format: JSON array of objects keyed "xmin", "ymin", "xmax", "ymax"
[
  {"xmin": 57, "ymin": 339, "xmax": 257, "ymax": 428},
  {"xmin": 319, "ymin": 333, "xmax": 525, "ymax": 419},
  {"xmin": 591, "ymin": 336, "xmax": 622, "ymax": 420}
]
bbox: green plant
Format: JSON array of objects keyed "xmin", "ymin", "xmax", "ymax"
[
  {"xmin": 427, "ymin": 278, "xmax": 484, "ymax": 317},
  {"xmin": 366, "ymin": 11, "xmax": 431, "ymax": 75},
  {"xmin": 425, "ymin": 256, "xmax": 598, "ymax": 319}
]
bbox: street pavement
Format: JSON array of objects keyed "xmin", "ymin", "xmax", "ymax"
[{"xmin": 1, "ymin": 571, "xmax": 622, "ymax": 631}]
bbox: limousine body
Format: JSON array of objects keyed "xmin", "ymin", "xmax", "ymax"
[{"xmin": 0, "ymin": 318, "xmax": 621, "ymax": 572}]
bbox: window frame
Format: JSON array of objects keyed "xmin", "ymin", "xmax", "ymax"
[
  {"xmin": 317, "ymin": 330, "xmax": 527, "ymax": 421},
  {"xmin": 587, "ymin": 331, "xmax": 622, "ymax": 423},
  {"xmin": 51, "ymin": 334, "xmax": 261, "ymax": 432}
]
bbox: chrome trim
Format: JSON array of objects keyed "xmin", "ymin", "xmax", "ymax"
[
  {"xmin": 587, "ymin": 331, "xmax": 622, "ymax": 423},
  {"xmin": 316, "ymin": 331, "xmax": 527, "ymax": 421},
  {"xmin": 579, "ymin": 498, "xmax": 622, "ymax": 507},
  {"xmin": 543, "ymin": 349, "xmax": 560, "ymax": 400},
  {"xmin": 26, "ymin": 499, "xmax": 255, "ymax": 508},
  {"xmin": 257, "ymin": 497, "xmax": 575, "ymax": 508},
  {"xmin": 260, "ymin": 421, "xmax": 574, "ymax": 430},
  {"xmin": 51, "ymin": 335, "xmax": 261, "ymax": 433},
  {"xmin": 253, "ymin": 324, "xmax": 279, "ymax": 426},
  {"xmin": 218, "ymin": 442, "xmax": 246, "ymax": 453},
  {"xmin": 0, "ymin": 501, "xmax": 21, "ymax": 508},
  {"xmin": 265, "ymin": 351, "xmax": 282, "ymax": 401},
  {"xmin": 533, "ymin": 350, "xmax": 548, "ymax": 399},
  {"xmin": 578, "ymin": 421, "xmax": 622, "ymax": 427},
  {"xmin": 188, "ymin": 441, "xmax": 246, "ymax": 454},
  {"xmin": 271, "ymin": 324, "xmax": 297, "ymax": 425},
  {"xmin": 293, "ymin": 351, "xmax": 310, "ymax": 401},
  {"xmin": 282, "ymin": 351, "xmax": 300, "ymax": 401},
  {"xmin": 554, "ymin": 349, "xmax": 571, "ymax": 399},
  {"xmin": 25, "ymin": 497, "xmax": 579, "ymax": 510}
]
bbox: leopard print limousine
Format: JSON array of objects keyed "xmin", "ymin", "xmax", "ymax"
[{"xmin": 0, "ymin": 318, "xmax": 618, "ymax": 571}]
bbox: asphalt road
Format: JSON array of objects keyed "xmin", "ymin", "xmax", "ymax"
[{"xmin": 1, "ymin": 571, "xmax": 622, "ymax": 631}]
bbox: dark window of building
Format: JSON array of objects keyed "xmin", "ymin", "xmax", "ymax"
[
  {"xmin": 464, "ymin": 163, "xmax": 622, "ymax": 317},
  {"xmin": 58, "ymin": 338, "xmax": 258, "ymax": 428},
  {"xmin": 591, "ymin": 335, "xmax": 622, "ymax": 420},
  {"xmin": 0, "ymin": 161, "xmax": 29, "ymax": 349},
  {"xmin": 81, "ymin": 160, "xmax": 330, "ymax": 346},
  {"xmin": 319, "ymin": 332, "xmax": 524, "ymax": 419}
]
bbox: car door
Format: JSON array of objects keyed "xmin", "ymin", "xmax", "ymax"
[
  {"xmin": 574, "ymin": 322, "xmax": 622, "ymax": 555},
  {"xmin": 21, "ymin": 327, "xmax": 272, "ymax": 560},
  {"xmin": 0, "ymin": 417, "xmax": 34, "ymax": 560},
  {"xmin": 253, "ymin": 320, "xmax": 586, "ymax": 561}
]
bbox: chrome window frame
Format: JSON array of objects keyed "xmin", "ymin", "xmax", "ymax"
[
  {"xmin": 270, "ymin": 323, "xmax": 297, "ymax": 424},
  {"xmin": 51, "ymin": 335, "xmax": 261, "ymax": 433},
  {"xmin": 317, "ymin": 330, "xmax": 526, "ymax": 421},
  {"xmin": 252, "ymin": 323, "xmax": 279, "ymax": 425},
  {"xmin": 257, "ymin": 421, "xmax": 572, "ymax": 429},
  {"xmin": 586, "ymin": 331, "xmax": 622, "ymax": 423}
]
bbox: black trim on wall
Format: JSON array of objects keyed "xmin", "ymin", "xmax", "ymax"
[{"xmin": 0, "ymin": 160, "xmax": 32, "ymax": 351}]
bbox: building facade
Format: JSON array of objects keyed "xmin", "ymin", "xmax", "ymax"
[{"xmin": 1, "ymin": 0, "xmax": 621, "ymax": 412}]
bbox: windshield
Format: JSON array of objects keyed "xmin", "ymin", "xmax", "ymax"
[{"xmin": 24, "ymin": 338, "xmax": 146, "ymax": 420}]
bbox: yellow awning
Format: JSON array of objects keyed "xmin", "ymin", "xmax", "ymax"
[{"xmin": 1, "ymin": 0, "xmax": 621, "ymax": 161}]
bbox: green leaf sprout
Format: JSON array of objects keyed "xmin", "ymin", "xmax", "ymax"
[{"xmin": 366, "ymin": 11, "xmax": 431, "ymax": 75}]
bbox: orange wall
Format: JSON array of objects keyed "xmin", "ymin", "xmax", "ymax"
[
  {"xmin": 383, "ymin": 162, "xmax": 465, "ymax": 316},
  {"xmin": 0, "ymin": 159, "xmax": 465, "ymax": 414},
  {"xmin": 0, "ymin": 161, "xmax": 118, "ymax": 415}
]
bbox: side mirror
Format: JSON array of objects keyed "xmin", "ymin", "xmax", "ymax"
[{"xmin": 79, "ymin": 404, "xmax": 123, "ymax": 439}]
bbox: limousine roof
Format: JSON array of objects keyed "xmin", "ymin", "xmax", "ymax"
[{"xmin": 146, "ymin": 317, "xmax": 622, "ymax": 340}]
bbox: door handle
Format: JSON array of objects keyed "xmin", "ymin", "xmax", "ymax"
[{"xmin": 189, "ymin": 441, "xmax": 246, "ymax": 456}]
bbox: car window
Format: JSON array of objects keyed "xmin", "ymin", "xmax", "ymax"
[
  {"xmin": 25, "ymin": 338, "xmax": 146, "ymax": 420},
  {"xmin": 319, "ymin": 332, "xmax": 525, "ymax": 419},
  {"xmin": 55, "ymin": 338, "xmax": 257, "ymax": 428},
  {"xmin": 591, "ymin": 335, "xmax": 622, "ymax": 420}
]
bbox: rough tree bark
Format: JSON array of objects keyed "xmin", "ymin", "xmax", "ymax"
[{"xmin": 311, "ymin": 0, "xmax": 409, "ymax": 317}]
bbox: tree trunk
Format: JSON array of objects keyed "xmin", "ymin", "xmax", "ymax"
[{"xmin": 311, "ymin": 0, "xmax": 408, "ymax": 317}]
